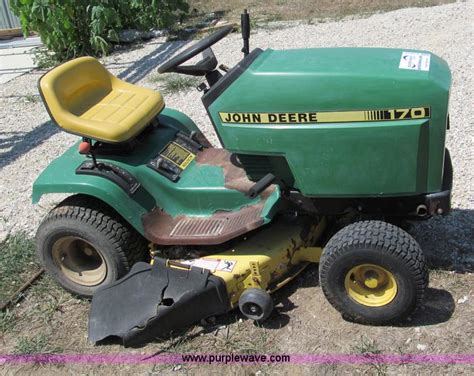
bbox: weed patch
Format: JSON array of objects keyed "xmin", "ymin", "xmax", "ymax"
[
  {"xmin": 352, "ymin": 337, "xmax": 388, "ymax": 375},
  {"xmin": 0, "ymin": 233, "xmax": 39, "ymax": 302},
  {"xmin": 0, "ymin": 309, "xmax": 17, "ymax": 333},
  {"xmin": 151, "ymin": 74, "xmax": 201, "ymax": 94},
  {"xmin": 14, "ymin": 333, "xmax": 63, "ymax": 354}
]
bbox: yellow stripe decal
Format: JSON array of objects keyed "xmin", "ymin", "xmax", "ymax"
[{"xmin": 219, "ymin": 107, "xmax": 431, "ymax": 125}]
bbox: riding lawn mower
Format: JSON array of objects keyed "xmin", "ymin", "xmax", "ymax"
[{"xmin": 33, "ymin": 11, "xmax": 452, "ymax": 347}]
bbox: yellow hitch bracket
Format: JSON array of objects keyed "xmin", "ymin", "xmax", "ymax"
[{"xmin": 249, "ymin": 261, "xmax": 263, "ymax": 288}]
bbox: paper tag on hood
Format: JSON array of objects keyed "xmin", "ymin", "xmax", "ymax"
[{"xmin": 399, "ymin": 51, "xmax": 431, "ymax": 71}]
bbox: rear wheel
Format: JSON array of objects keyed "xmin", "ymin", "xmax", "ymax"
[
  {"xmin": 319, "ymin": 220, "xmax": 428, "ymax": 324},
  {"xmin": 36, "ymin": 195, "xmax": 148, "ymax": 297}
]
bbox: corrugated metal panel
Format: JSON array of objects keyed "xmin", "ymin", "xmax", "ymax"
[{"xmin": 0, "ymin": 0, "xmax": 21, "ymax": 30}]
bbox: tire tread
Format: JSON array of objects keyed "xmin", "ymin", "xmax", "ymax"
[
  {"xmin": 38, "ymin": 195, "xmax": 147, "ymax": 271},
  {"xmin": 319, "ymin": 220, "xmax": 428, "ymax": 324}
]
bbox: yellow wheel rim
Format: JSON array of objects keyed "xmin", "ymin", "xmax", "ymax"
[
  {"xmin": 52, "ymin": 236, "xmax": 107, "ymax": 286},
  {"xmin": 344, "ymin": 264, "xmax": 397, "ymax": 307}
]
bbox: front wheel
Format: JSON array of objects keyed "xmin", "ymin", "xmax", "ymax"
[
  {"xmin": 36, "ymin": 195, "xmax": 148, "ymax": 297},
  {"xmin": 319, "ymin": 220, "xmax": 428, "ymax": 324}
]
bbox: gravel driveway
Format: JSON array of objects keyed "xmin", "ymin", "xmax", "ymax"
[{"xmin": 0, "ymin": 1, "xmax": 472, "ymax": 269}]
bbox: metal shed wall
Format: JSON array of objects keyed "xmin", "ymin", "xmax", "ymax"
[{"xmin": 0, "ymin": 0, "xmax": 21, "ymax": 30}]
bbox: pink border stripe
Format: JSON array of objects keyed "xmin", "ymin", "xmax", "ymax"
[{"xmin": 1, "ymin": 353, "xmax": 473, "ymax": 365}]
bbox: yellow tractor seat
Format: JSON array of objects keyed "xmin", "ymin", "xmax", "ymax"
[{"xmin": 39, "ymin": 56, "xmax": 165, "ymax": 143}]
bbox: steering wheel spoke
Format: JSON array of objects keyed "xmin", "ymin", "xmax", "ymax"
[{"xmin": 158, "ymin": 26, "xmax": 233, "ymax": 76}]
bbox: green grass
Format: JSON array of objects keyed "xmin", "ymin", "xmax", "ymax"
[
  {"xmin": 24, "ymin": 94, "xmax": 40, "ymax": 103},
  {"xmin": 152, "ymin": 318, "xmax": 276, "ymax": 355},
  {"xmin": 0, "ymin": 233, "xmax": 39, "ymax": 303},
  {"xmin": 213, "ymin": 321, "xmax": 275, "ymax": 354},
  {"xmin": 352, "ymin": 337, "xmax": 388, "ymax": 376},
  {"xmin": 149, "ymin": 319, "xmax": 277, "ymax": 374},
  {"xmin": 25, "ymin": 276, "xmax": 73, "ymax": 326},
  {"xmin": 0, "ymin": 309, "xmax": 17, "ymax": 333},
  {"xmin": 353, "ymin": 337, "xmax": 382, "ymax": 355},
  {"xmin": 150, "ymin": 74, "xmax": 201, "ymax": 94},
  {"xmin": 14, "ymin": 333, "xmax": 63, "ymax": 354}
]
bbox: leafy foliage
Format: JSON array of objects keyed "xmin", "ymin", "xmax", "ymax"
[{"xmin": 10, "ymin": 0, "xmax": 189, "ymax": 64}]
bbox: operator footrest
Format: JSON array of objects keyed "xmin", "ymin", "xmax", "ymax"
[{"xmin": 142, "ymin": 204, "xmax": 265, "ymax": 245}]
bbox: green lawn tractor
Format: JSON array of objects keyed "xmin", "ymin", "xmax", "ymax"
[{"xmin": 33, "ymin": 11, "xmax": 452, "ymax": 347}]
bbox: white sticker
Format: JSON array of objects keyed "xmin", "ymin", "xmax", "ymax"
[
  {"xmin": 180, "ymin": 258, "xmax": 219, "ymax": 270},
  {"xmin": 178, "ymin": 258, "xmax": 237, "ymax": 273},
  {"xmin": 216, "ymin": 259, "xmax": 237, "ymax": 273},
  {"xmin": 399, "ymin": 51, "xmax": 431, "ymax": 71}
]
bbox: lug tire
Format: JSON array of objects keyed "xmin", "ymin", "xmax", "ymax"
[
  {"xmin": 36, "ymin": 195, "xmax": 148, "ymax": 298},
  {"xmin": 319, "ymin": 220, "xmax": 428, "ymax": 324}
]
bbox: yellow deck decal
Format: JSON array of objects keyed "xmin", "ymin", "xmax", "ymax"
[
  {"xmin": 219, "ymin": 107, "xmax": 431, "ymax": 124},
  {"xmin": 159, "ymin": 142, "xmax": 195, "ymax": 170}
]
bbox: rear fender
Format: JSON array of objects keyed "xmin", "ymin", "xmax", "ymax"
[
  {"xmin": 32, "ymin": 107, "xmax": 276, "ymax": 237},
  {"xmin": 32, "ymin": 108, "xmax": 203, "ymax": 236},
  {"xmin": 32, "ymin": 158, "xmax": 155, "ymax": 235}
]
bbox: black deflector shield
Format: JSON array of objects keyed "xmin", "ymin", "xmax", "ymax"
[{"xmin": 88, "ymin": 259, "xmax": 229, "ymax": 347}]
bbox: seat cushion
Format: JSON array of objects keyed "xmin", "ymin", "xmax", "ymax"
[{"xmin": 40, "ymin": 57, "xmax": 165, "ymax": 143}]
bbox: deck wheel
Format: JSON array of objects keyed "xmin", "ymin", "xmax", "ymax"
[{"xmin": 238, "ymin": 288, "xmax": 274, "ymax": 322}]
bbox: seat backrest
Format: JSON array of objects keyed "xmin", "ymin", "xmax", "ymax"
[{"xmin": 39, "ymin": 57, "xmax": 112, "ymax": 119}]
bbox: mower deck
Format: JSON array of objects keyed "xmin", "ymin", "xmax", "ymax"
[{"xmin": 88, "ymin": 216, "xmax": 325, "ymax": 347}]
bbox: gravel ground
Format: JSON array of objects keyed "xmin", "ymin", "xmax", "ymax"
[{"xmin": 0, "ymin": 1, "xmax": 472, "ymax": 269}]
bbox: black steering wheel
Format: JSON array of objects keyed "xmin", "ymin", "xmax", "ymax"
[{"xmin": 158, "ymin": 25, "xmax": 233, "ymax": 76}]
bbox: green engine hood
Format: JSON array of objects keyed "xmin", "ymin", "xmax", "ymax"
[
  {"xmin": 207, "ymin": 48, "xmax": 452, "ymax": 197},
  {"xmin": 213, "ymin": 48, "xmax": 451, "ymax": 111}
]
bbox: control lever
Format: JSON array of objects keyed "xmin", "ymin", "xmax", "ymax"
[
  {"xmin": 78, "ymin": 138, "xmax": 98, "ymax": 167},
  {"xmin": 247, "ymin": 173, "xmax": 276, "ymax": 199},
  {"xmin": 247, "ymin": 173, "xmax": 289, "ymax": 199},
  {"xmin": 241, "ymin": 9, "xmax": 250, "ymax": 57},
  {"xmin": 156, "ymin": 157, "xmax": 180, "ymax": 182},
  {"xmin": 176, "ymin": 131, "xmax": 203, "ymax": 151}
]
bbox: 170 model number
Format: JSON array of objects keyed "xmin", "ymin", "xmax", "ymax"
[{"xmin": 388, "ymin": 107, "xmax": 430, "ymax": 119}]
